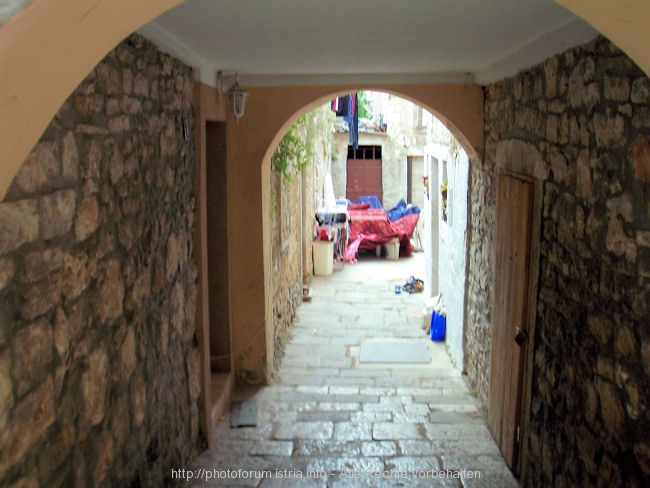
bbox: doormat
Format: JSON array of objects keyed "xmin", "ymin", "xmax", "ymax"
[
  {"xmin": 230, "ymin": 399, "xmax": 258, "ymax": 428},
  {"xmin": 359, "ymin": 341, "xmax": 430, "ymax": 364}
]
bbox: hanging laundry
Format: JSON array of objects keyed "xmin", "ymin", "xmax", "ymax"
[
  {"xmin": 334, "ymin": 94, "xmax": 350, "ymax": 117},
  {"xmin": 331, "ymin": 94, "xmax": 359, "ymax": 149},
  {"xmin": 348, "ymin": 92, "xmax": 359, "ymax": 150}
]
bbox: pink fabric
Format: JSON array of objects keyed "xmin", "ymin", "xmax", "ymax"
[{"xmin": 343, "ymin": 233, "xmax": 364, "ymax": 263}]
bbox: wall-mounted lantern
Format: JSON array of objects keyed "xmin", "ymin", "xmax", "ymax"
[{"xmin": 217, "ymin": 71, "xmax": 249, "ymax": 123}]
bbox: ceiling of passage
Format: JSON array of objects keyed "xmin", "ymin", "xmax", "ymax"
[{"xmin": 140, "ymin": 0, "xmax": 598, "ymax": 87}]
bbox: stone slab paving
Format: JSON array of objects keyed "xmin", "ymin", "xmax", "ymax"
[{"xmin": 189, "ymin": 253, "xmax": 519, "ymax": 487}]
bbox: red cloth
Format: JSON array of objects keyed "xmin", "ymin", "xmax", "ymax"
[
  {"xmin": 348, "ymin": 202, "xmax": 371, "ymax": 210},
  {"xmin": 348, "ymin": 209, "xmax": 419, "ymax": 256}
]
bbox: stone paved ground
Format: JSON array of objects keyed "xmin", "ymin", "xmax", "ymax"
[{"xmin": 189, "ymin": 252, "xmax": 519, "ymax": 487}]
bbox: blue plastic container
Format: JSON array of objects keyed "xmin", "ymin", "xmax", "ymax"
[{"xmin": 430, "ymin": 311, "xmax": 446, "ymax": 341}]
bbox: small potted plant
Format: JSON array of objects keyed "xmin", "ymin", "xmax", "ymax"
[{"xmin": 440, "ymin": 181, "xmax": 448, "ymax": 222}]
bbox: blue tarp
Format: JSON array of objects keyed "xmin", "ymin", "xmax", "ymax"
[
  {"xmin": 355, "ymin": 195, "xmax": 383, "ymax": 209},
  {"xmin": 386, "ymin": 199, "xmax": 420, "ymax": 222}
]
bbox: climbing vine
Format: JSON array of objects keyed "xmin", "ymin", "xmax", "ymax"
[
  {"xmin": 271, "ymin": 106, "xmax": 336, "ymax": 183},
  {"xmin": 271, "ymin": 115, "xmax": 312, "ymax": 183}
]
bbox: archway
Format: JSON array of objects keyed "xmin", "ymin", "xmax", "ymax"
[
  {"xmin": 250, "ymin": 87, "xmax": 480, "ymax": 377},
  {"xmin": 264, "ymin": 91, "xmax": 472, "ymax": 374}
]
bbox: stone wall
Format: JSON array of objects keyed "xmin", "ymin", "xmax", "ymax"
[
  {"xmin": 464, "ymin": 164, "xmax": 496, "ymax": 408},
  {"xmin": 270, "ymin": 107, "xmax": 334, "ymax": 373},
  {"xmin": 380, "ymin": 133, "xmax": 409, "ymax": 209},
  {"xmin": 271, "ymin": 173, "xmax": 303, "ymax": 371},
  {"xmin": 467, "ymin": 36, "xmax": 650, "ymax": 485},
  {"xmin": 0, "ymin": 34, "xmax": 199, "ymax": 486}
]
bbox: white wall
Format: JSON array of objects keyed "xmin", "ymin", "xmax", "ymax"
[
  {"xmin": 423, "ymin": 149, "xmax": 439, "ymax": 297},
  {"xmin": 409, "ymin": 154, "xmax": 425, "ymax": 242},
  {"xmin": 425, "ymin": 143, "xmax": 469, "ymax": 369}
]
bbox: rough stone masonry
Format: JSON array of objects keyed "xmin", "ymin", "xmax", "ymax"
[
  {"xmin": 0, "ymin": 34, "xmax": 199, "ymax": 487},
  {"xmin": 466, "ymin": 36, "xmax": 650, "ymax": 486}
]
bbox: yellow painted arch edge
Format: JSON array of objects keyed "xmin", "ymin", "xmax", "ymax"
[{"xmin": 0, "ymin": 0, "xmax": 183, "ymax": 198}]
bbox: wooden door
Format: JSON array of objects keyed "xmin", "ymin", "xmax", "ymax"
[
  {"xmin": 488, "ymin": 170, "xmax": 534, "ymax": 474},
  {"xmin": 346, "ymin": 158, "xmax": 382, "ymax": 203}
]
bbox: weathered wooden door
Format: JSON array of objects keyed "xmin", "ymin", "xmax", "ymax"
[
  {"xmin": 346, "ymin": 158, "xmax": 382, "ymax": 203},
  {"xmin": 346, "ymin": 145, "xmax": 383, "ymax": 203},
  {"xmin": 488, "ymin": 170, "xmax": 534, "ymax": 474}
]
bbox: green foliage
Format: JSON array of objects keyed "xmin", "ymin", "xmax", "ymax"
[
  {"xmin": 271, "ymin": 104, "xmax": 336, "ymax": 187},
  {"xmin": 440, "ymin": 181, "xmax": 448, "ymax": 222},
  {"xmin": 272, "ymin": 115, "xmax": 312, "ymax": 183},
  {"xmin": 357, "ymin": 91, "xmax": 373, "ymax": 119}
]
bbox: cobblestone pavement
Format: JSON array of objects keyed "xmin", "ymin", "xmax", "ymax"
[{"xmin": 189, "ymin": 252, "xmax": 519, "ymax": 487}]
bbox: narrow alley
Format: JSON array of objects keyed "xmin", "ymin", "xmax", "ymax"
[{"xmin": 189, "ymin": 253, "xmax": 518, "ymax": 487}]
